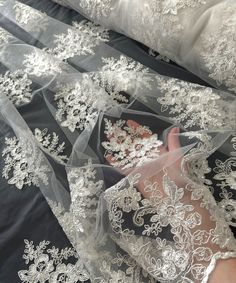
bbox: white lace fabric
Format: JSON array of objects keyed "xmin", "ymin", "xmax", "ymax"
[
  {"xmin": 0, "ymin": 1, "xmax": 235, "ymax": 283},
  {"xmin": 60, "ymin": 0, "xmax": 236, "ymax": 93}
]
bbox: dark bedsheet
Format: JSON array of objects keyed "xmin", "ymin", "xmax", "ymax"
[{"xmin": 0, "ymin": 1, "xmax": 223, "ymax": 282}]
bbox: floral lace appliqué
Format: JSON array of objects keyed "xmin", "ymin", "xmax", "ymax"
[
  {"xmin": 79, "ymin": 0, "xmax": 115, "ymax": 19},
  {"xmin": 18, "ymin": 239, "xmax": 89, "ymax": 283},
  {"xmin": 23, "ymin": 50, "xmax": 62, "ymax": 78},
  {"xmin": 0, "ymin": 27, "xmax": 14, "ymax": 46},
  {"xmin": 55, "ymin": 77, "xmax": 105, "ymax": 132},
  {"xmin": 0, "ymin": 70, "xmax": 32, "ymax": 106},
  {"xmin": 2, "ymin": 136, "xmax": 49, "ymax": 189},
  {"xmin": 46, "ymin": 21, "xmax": 109, "ymax": 61},
  {"xmin": 159, "ymin": 0, "xmax": 206, "ymax": 15},
  {"xmin": 156, "ymin": 77, "xmax": 233, "ymax": 130},
  {"xmin": 68, "ymin": 160, "xmax": 104, "ymax": 233},
  {"xmin": 34, "ymin": 128, "xmax": 69, "ymax": 165},
  {"xmin": 91, "ymin": 55, "xmax": 153, "ymax": 103},
  {"xmin": 200, "ymin": 6, "xmax": 236, "ymax": 92},
  {"xmin": 102, "ymin": 119, "xmax": 163, "ymax": 169},
  {"xmin": 47, "ymin": 200, "xmax": 78, "ymax": 247},
  {"xmin": 14, "ymin": 2, "xmax": 48, "ymax": 33},
  {"xmin": 214, "ymin": 135, "xmax": 236, "ymax": 227},
  {"xmin": 104, "ymin": 173, "xmax": 236, "ymax": 282}
]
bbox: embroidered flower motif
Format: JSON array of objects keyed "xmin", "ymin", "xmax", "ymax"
[
  {"xmin": 34, "ymin": 128, "xmax": 69, "ymax": 164},
  {"xmin": 218, "ymin": 191, "xmax": 236, "ymax": 227},
  {"xmin": 116, "ymin": 186, "xmax": 141, "ymax": 213},
  {"xmin": 105, "ymin": 172, "xmax": 236, "ymax": 282},
  {"xmin": 46, "ymin": 21, "xmax": 109, "ymax": 60},
  {"xmin": 68, "ymin": 160, "xmax": 104, "ymax": 233},
  {"xmin": 147, "ymin": 239, "xmax": 189, "ymax": 281},
  {"xmin": 47, "ymin": 200, "xmax": 77, "ymax": 247},
  {"xmin": 213, "ymin": 158, "xmax": 236, "ymax": 190},
  {"xmin": 0, "ymin": 27, "xmax": 14, "ymax": 46},
  {"xmin": 91, "ymin": 56, "xmax": 153, "ymax": 103},
  {"xmin": 14, "ymin": 2, "xmax": 48, "ymax": 33},
  {"xmin": 156, "ymin": 77, "xmax": 233, "ymax": 129},
  {"xmin": 50, "ymin": 262, "xmax": 88, "ymax": 283},
  {"xmin": 79, "ymin": 0, "xmax": 115, "ymax": 19},
  {"xmin": 18, "ymin": 240, "xmax": 89, "ymax": 283},
  {"xmin": 23, "ymin": 50, "xmax": 62, "ymax": 78},
  {"xmin": 102, "ymin": 119, "xmax": 163, "ymax": 169},
  {"xmin": 19, "ymin": 254, "xmax": 54, "ymax": 283},
  {"xmin": 200, "ymin": 6, "xmax": 236, "ymax": 92},
  {"xmin": 55, "ymin": 77, "xmax": 105, "ymax": 132},
  {"xmin": 2, "ymin": 136, "xmax": 49, "ymax": 189},
  {"xmin": 0, "ymin": 70, "xmax": 32, "ymax": 106},
  {"xmin": 160, "ymin": 0, "xmax": 206, "ymax": 15}
]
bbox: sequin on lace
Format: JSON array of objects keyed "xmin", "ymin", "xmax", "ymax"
[
  {"xmin": 157, "ymin": 0, "xmax": 206, "ymax": 15},
  {"xmin": 46, "ymin": 21, "xmax": 109, "ymax": 61},
  {"xmin": 2, "ymin": 136, "xmax": 49, "ymax": 189},
  {"xmin": 34, "ymin": 128, "xmax": 69, "ymax": 164},
  {"xmin": 23, "ymin": 50, "xmax": 62, "ymax": 78},
  {"xmin": 14, "ymin": 2, "xmax": 48, "ymax": 33},
  {"xmin": 54, "ymin": 77, "xmax": 106, "ymax": 132},
  {"xmin": 69, "ymin": 160, "xmax": 104, "ymax": 233},
  {"xmin": 0, "ymin": 70, "xmax": 32, "ymax": 106},
  {"xmin": 91, "ymin": 55, "xmax": 153, "ymax": 103},
  {"xmin": 47, "ymin": 200, "xmax": 77, "ymax": 247},
  {"xmin": 18, "ymin": 239, "xmax": 89, "ymax": 283},
  {"xmin": 79, "ymin": 0, "xmax": 115, "ymax": 19},
  {"xmin": 102, "ymin": 119, "xmax": 163, "ymax": 169},
  {"xmin": 200, "ymin": 6, "xmax": 236, "ymax": 92},
  {"xmin": 156, "ymin": 77, "xmax": 233, "ymax": 129},
  {"xmin": 104, "ymin": 172, "xmax": 236, "ymax": 282},
  {"xmin": 0, "ymin": 27, "xmax": 14, "ymax": 45},
  {"xmin": 214, "ymin": 135, "xmax": 236, "ymax": 227}
]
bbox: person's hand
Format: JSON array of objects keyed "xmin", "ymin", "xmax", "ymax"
[{"xmin": 104, "ymin": 120, "xmax": 185, "ymax": 199}]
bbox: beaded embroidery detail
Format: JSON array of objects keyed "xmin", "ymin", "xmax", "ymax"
[
  {"xmin": 23, "ymin": 50, "xmax": 62, "ymax": 78},
  {"xmin": 104, "ymin": 173, "xmax": 236, "ymax": 282},
  {"xmin": 14, "ymin": 2, "xmax": 48, "ymax": 33},
  {"xmin": 79, "ymin": 0, "xmax": 115, "ymax": 19},
  {"xmin": 18, "ymin": 240, "xmax": 90, "ymax": 283},
  {"xmin": 0, "ymin": 70, "xmax": 32, "ymax": 106},
  {"xmin": 0, "ymin": 27, "xmax": 14, "ymax": 46},
  {"xmin": 91, "ymin": 56, "xmax": 153, "ymax": 103},
  {"xmin": 55, "ymin": 77, "xmax": 105, "ymax": 132},
  {"xmin": 2, "ymin": 136, "xmax": 49, "ymax": 189},
  {"xmin": 34, "ymin": 128, "xmax": 69, "ymax": 164},
  {"xmin": 200, "ymin": 6, "xmax": 236, "ymax": 92},
  {"xmin": 46, "ymin": 21, "xmax": 109, "ymax": 61},
  {"xmin": 69, "ymin": 160, "xmax": 104, "ymax": 233},
  {"xmin": 157, "ymin": 0, "xmax": 206, "ymax": 15},
  {"xmin": 156, "ymin": 77, "xmax": 233, "ymax": 130},
  {"xmin": 102, "ymin": 119, "xmax": 163, "ymax": 169}
]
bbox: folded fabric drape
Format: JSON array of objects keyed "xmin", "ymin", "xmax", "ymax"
[
  {"xmin": 0, "ymin": 1, "xmax": 235, "ymax": 283},
  {"xmin": 56, "ymin": 0, "xmax": 236, "ymax": 94}
]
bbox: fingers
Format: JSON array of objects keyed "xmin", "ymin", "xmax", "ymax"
[
  {"xmin": 105, "ymin": 154, "xmax": 114, "ymax": 165},
  {"xmin": 127, "ymin": 119, "xmax": 152, "ymax": 138},
  {"xmin": 167, "ymin": 127, "xmax": 181, "ymax": 152}
]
